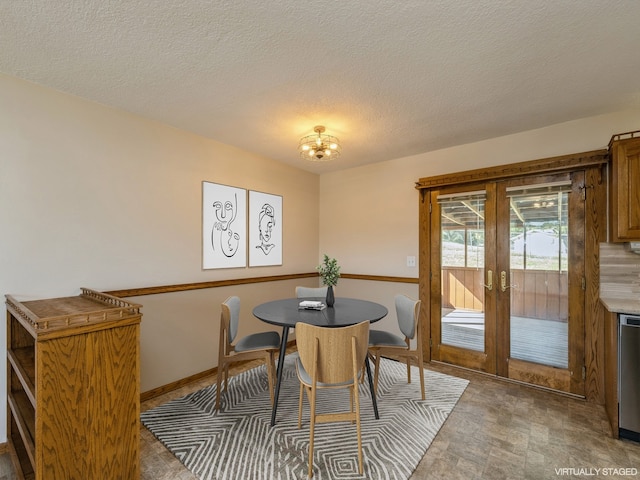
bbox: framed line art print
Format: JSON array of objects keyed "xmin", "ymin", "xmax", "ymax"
[
  {"xmin": 249, "ymin": 190, "xmax": 282, "ymax": 267},
  {"xmin": 202, "ymin": 181, "xmax": 247, "ymax": 269}
]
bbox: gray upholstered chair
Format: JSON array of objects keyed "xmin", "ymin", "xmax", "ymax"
[
  {"xmin": 295, "ymin": 286, "xmax": 329, "ymax": 298},
  {"xmin": 296, "ymin": 320, "xmax": 370, "ymax": 477},
  {"xmin": 368, "ymin": 294, "xmax": 424, "ymax": 400},
  {"xmin": 216, "ymin": 296, "xmax": 280, "ymax": 410}
]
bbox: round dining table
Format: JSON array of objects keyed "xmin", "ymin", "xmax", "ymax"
[{"xmin": 253, "ymin": 297, "xmax": 388, "ymax": 426}]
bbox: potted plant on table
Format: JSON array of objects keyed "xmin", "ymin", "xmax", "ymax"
[{"xmin": 317, "ymin": 254, "xmax": 340, "ymax": 307}]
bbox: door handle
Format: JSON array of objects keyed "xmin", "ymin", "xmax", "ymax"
[
  {"xmin": 484, "ymin": 270, "xmax": 493, "ymax": 291},
  {"xmin": 500, "ymin": 271, "xmax": 516, "ymax": 292}
]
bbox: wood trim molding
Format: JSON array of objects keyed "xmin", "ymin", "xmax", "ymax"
[
  {"xmin": 106, "ymin": 272, "xmax": 318, "ymax": 297},
  {"xmin": 415, "ymin": 149, "xmax": 609, "ymax": 190},
  {"xmin": 341, "ymin": 273, "xmax": 419, "ymax": 284},
  {"xmin": 107, "ymin": 272, "xmax": 418, "ymax": 298}
]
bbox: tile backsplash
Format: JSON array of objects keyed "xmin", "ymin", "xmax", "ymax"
[{"xmin": 600, "ymin": 242, "xmax": 640, "ymax": 299}]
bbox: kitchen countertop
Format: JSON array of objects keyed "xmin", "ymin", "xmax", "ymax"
[{"xmin": 600, "ymin": 296, "xmax": 640, "ymax": 315}]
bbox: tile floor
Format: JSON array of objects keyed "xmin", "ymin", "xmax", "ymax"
[
  {"xmin": 2, "ymin": 358, "xmax": 639, "ymax": 479},
  {"xmin": 137, "ymin": 358, "xmax": 640, "ymax": 480},
  {"xmin": 0, "ymin": 457, "xmax": 15, "ymax": 480}
]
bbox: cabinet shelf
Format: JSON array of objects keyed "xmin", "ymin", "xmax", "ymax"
[
  {"xmin": 9, "ymin": 415, "xmax": 35, "ymax": 480},
  {"xmin": 8, "ymin": 391, "xmax": 36, "ymax": 471},
  {"xmin": 8, "ymin": 347, "xmax": 35, "ymax": 407}
]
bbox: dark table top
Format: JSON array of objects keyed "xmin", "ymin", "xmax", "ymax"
[{"xmin": 253, "ymin": 297, "xmax": 388, "ymax": 328}]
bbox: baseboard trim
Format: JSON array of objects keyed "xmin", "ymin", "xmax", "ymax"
[
  {"xmin": 141, "ymin": 367, "xmax": 217, "ymax": 402},
  {"xmin": 141, "ymin": 340, "xmax": 297, "ymax": 402}
]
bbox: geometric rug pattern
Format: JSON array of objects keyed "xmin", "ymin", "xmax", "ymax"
[{"xmin": 141, "ymin": 355, "xmax": 469, "ymax": 480}]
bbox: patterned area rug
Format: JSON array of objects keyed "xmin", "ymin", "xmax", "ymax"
[{"xmin": 141, "ymin": 355, "xmax": 469, "ymax": 480}]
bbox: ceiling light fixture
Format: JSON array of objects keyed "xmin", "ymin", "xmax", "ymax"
[{"xmin": 298, "ymin": 125, "xmax": 341, "ymax": 161}]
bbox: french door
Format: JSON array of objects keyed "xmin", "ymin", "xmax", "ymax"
[{"xmin": 429, "ymin": 172, "xmax": 585, "ymax": 395}]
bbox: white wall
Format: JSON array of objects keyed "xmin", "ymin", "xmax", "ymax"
[
  {"xmin": 319, "ymin": 109, "xmax": 640, "ymax": 277},
  {"xmin": 0, "ymin": 74, "xmax": 320, "ymax": 441}
]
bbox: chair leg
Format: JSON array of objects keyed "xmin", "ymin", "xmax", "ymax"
[
  {"xmin": 373, "ymin": 352, "xmax": 382, "ymax": 395},
  {"xmin": 298, "ymin": 383, "xmax": 304, "ymax": 429},
  {"xmin": 215, "ymin": 361, "xmax": 224, "ymax": 410},
  {"xmin": 354, "ymin": 384, "xmax": 364, "ymax": 475},
  {"xmin": 266, "ymin": 352, "xmax": 275, "ymax": 405},
  {"xmin": 406, "ymin": 356, "xmax": 412, "ymax": 384},
  {"xmin": 417, "ymin": 350, "xmax": 425, "ymax": 401},
  {"xmin": 308, "ymin": 386, "xmax": 317, "ymax": 478},
  {"xmin": 349, "ymin": 388, "xmax": 355, "ymax": 424}
]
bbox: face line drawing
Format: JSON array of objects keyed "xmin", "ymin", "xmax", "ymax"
[
  {"xmin": 212, "ymin": 193, "xmax": 240, "ymax": 257},
  {"xmin": 213, "ymin": 197, "xmax": 237, "ymax": 230},
  {"xmin": 256, "ymin": 203, "xmax": 275, "ymax": 255}
]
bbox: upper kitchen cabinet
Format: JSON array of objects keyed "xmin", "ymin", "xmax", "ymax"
[{"xmin": 609, "ymin": 132, "xmax": 640, "ymax": 242}]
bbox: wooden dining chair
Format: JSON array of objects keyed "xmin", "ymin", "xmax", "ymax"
[
  {"xmin": 368, "ymin": 294, "xmax": 425, "ymax": 400},
  {"xmin": 216, "ymin": 296, "xmax": 280, "ymax": 410},
  {"xmin": 295, "ymin": 286, "xmax": 328, "ymax": 298},
  {"xmin": 295, "ymin": 320, "xmax": 370, "ymax": 478}
]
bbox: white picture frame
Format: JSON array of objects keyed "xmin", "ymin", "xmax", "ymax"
[
  {"xmin": 202, "ymin": 181, "xmax": 247, "ymax": 269},
  {"xmin": 249, "ymin": 190, "xmax": 282, "ymax": 267}
]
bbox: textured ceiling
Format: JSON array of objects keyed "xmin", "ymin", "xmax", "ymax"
[{"xmin": 2, "ymin": 1, "xmax": 640, "ymax": 173}]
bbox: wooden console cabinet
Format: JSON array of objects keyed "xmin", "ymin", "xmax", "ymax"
[
  {"xmin": 609, "ymin": 132, "xmax": 640, "ymax": 241},
  {"xmin": 5, "ymin": 288, "xmax": 142, "ymax": 480}
]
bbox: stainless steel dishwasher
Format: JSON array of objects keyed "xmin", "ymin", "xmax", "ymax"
[{"xmin": 619, "ymin": 313, "xmax": 640, "ymax": 441}]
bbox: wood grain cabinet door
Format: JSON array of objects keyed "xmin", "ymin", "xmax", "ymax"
[{"xmin": 610, "ymin": 137, "xmax": 640, "ymax": 241}]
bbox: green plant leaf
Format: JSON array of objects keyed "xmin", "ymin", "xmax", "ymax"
[{"xmin": 316, "ymin": 254, "xmax": 340, "ymax": 287}]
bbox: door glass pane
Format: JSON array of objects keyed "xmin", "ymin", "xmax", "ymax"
[
  {"xmin": 508, "ymin": 187, "xmax": 569, "ymax": 368},
  {"xmin": 439, "ymin": 194, "xmax": 486, "ymax": 352}
]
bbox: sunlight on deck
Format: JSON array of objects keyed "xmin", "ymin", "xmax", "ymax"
[{"xmin": 441, "ymin": 309, "xmax": 568, "ymax": 369}]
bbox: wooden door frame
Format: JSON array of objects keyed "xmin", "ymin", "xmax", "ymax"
[
  {"xmin": 496, "ymin": 171, "xmax": 584, "ymax": 394},
  {"xmin": 416, "ymin": 149, "xmax": 608, "ymax": 402},
  {"xmin": 428, "ymin": 183, "xmax": 498, "ymax": 374}
]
